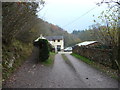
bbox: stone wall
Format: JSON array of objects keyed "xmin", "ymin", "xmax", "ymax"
[{"xmin": 73, "ymin": 46, "xmax": 113, "ymax": 67}]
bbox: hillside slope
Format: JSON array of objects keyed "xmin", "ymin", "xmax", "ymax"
[{"xmin": 32, "ymin": 19, "xmax": 81, "ymax": 47}]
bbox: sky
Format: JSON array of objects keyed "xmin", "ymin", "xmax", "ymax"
[{"xmin": 37, "ymin": 0, "xmax": 109, "ymax": 33}]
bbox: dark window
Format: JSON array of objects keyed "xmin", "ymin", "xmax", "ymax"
[
  {"xmin": 57, "ymin": 45, "xmax": 61, "ymax": 51},
  {"xmin": 53, "ymin": 40, "xmax": 55, "ymax": 42},
  {"xmin": 58, "ymin": 40, "xmax": 60, "ymax": 42}
]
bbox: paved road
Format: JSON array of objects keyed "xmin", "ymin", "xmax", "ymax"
[{"xmin": 3, "ymin": 51, "xmax": 118, "ymax": 88}]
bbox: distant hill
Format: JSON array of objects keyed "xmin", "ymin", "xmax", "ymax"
[
  {"xmin": 32, "ymin": 18, "xmax": 81, "ymax": 47},
  {"xmin": 72, "ymin": 30, "xmax": 96, "ymax": 42}
]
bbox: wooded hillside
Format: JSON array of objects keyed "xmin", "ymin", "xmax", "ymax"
[
  {"xmin": 2, "ymin": 2, "xmax": 81, "ymax": 81},
  {"xmin": 72, "ymin": 29, "xmax": 95, "ymax": 42},
  {"xmin": 32, "ymin": 19, "xmax": 81, "ymax": 47}
]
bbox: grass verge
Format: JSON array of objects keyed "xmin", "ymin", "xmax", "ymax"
[
  {"xmin": 61, "ymin": 54, "xmax": 71, "ymax": 65},
  {"xmin": 41, "ymin": 52, "xmax": 56, "ymax": 66},
  {"xmin": 61, "ymin": 54, "xmax": 76, "ymax": 71},
  {"xmin": 61, "ymin": 54, "xmax": 69, "ymax": 61},
  {"xmin": 71, "ymin": 53, "xmax": 118, "ymax": 80}
]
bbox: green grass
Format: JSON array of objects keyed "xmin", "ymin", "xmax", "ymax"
[
  {"xmin": 61, "ymin": 54, "xmax": 76, "ymax": 71},
  {"xmin": 71, "ymin": 53, "xmax": 118, "ymax": 80},
  {"xmin": 71, "ymin": 53, "xmax": 93, "ymax": 64},
  {"xmin": 61, "ymin": 54, "xmax": 69, "ymax": 61},
  {"xmin": 41, "ymin": 52, "xmax": 56, "ymax": 66}
]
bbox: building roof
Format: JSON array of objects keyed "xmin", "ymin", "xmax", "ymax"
[
  {"xmin": 45, "ymin": 36, "xmax": 63, "ymax": 41},
  {"xmin": 34, "ymin": 34, "xmax": 46, "ymax": 42},
  {"xmin": 76, "ymin": 41, "xmax": 98, "ymax": 46}
]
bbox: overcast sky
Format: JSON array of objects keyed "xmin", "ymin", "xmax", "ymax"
[{"xmin": 37, "ymin": 0, "xmax": 108, "ymax": 33}]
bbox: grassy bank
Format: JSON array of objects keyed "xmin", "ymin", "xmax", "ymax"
[
  {"xmin": 61, "ymin": 54, "xmax": 71, "ymax": 65},
  {"xmin": 71, "ymin": 53, "xmax": 118, "ymax": 79},
  {"xmin": 61, "ymin": 54, "xmax": 76, "ymax": 71},
  {"xmin": 41, "ymin": 52, "xmax": 56, "ymax": 66},
  {"xmin": 2, "ymin": 39, "xmax": 33, "ymax": 81},
  {"xmin": 61, "ymin": 54, "xmax": 69, "ymax": 61}
]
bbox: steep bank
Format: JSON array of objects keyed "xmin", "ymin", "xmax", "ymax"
[{"xmin": 2, "ymin": 39, "xmax": 33, "ymax": 81}]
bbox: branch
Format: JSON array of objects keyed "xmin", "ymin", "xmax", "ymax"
[{"xmin": 96, "ymin": 0, "xmax": 120, "ymax": 6}]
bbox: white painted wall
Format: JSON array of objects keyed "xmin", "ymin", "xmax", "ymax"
[{"xmin": 48, "ymin": 39, "xmax": 64, "ymax": 52}]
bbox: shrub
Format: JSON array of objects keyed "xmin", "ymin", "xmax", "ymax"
[
  {"xmin": 33, "ymin": 40, "xmax": 39, "ymax": 47},
  {"xmin": 48, "ymin": 43, "xmax": 55, "ymax": 52},
  {"xmin": 34, "ymin": 39, "xmax": 50, "ymax": 62}
]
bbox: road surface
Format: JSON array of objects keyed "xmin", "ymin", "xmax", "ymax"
[{"xmin": 3, "ymin": 51, "xmax": 118, "ymax": 88}]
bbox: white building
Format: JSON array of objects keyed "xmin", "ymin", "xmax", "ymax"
[
  {"xmin": 35, "ymin": 35, "xmax": 64, "ymax": 52},
  {"xmin": 34, "ymin": 34, "xmax": 46, "ymax": 42},
  {"xmin": 45, "ymin": 36, "xmax": 64, "ymax": 52},
  {"xmin": 76, "ymin": 41, "xmax": 99, "ymax": 47}
]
